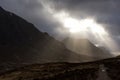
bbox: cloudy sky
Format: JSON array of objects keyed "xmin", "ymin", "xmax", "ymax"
[{"xmin": 0, "ymin": 0, "xmax": 120, "ymax": 54}]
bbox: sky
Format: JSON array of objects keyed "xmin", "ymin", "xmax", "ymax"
[{"xmin": 0, "ymin": 0, "xmax": 120, "ymax": 55}]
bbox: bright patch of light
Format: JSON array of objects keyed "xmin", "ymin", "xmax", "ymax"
[
  {"xmin": 95, "ymin": 44, "xmax": 100, "ymax": 47},
  {"xmin": 40, "ymin": 0, "xmax": 119, "ymax": 55},
  {"xmin": 52, "ymin": 11, "xmax": 107, "ymax": 35},
  {"xmin": 69, "ymin": 28, "xmax": 81, "ymax": 33},
  {"xmin": 54, "ymin": 12, "xmax": 118, "ymax": 53},
  {"xmin": 64, "ymin": 18, "xmax": 80, "ymax": 28},
  {"xmin": 64, "ymin": 18, "xmax": 105, "ymax": 35}
]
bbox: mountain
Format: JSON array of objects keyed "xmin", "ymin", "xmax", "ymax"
[
  {"xmin": 0, "ymin": 7, "xmax": 119, "ymax": 80},
  {"xmin": 0, "ymin": 6, "xmax": 96, "ymax": 66},
  {"xmin": 63, "ymin": 37, "xmax": 112, "ymax": 59},
  {"xmin": 0, "ymin": 57, "xmax": 120, "ymax": 80}
]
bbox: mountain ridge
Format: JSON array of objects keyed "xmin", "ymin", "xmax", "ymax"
[{"xmin": 0, "ymin": 6, "xmax": 96, "ymax": 65}]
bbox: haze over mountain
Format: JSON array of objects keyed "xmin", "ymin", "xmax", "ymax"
[
  {"xmin": 0, "ymin": 1, "xmax": 120, "ymax": 80},
  {"xmin": 63, "ymin": 37, "xmax": 112, "ymax": 59},
  {"xmin": 0, "ymin": 0, "xmax": 120, "ymax": 54},
  {"xmin": 0, "ymin": 6, "xmax": 100, "ymax": 65},
  {"xmin": 0, "ymin": 6, "xmax": 113, "ymax": 69}
]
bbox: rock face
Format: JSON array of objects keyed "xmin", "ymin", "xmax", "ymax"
[{"xmin": 63, "ymin": 37, "xmax": 112, "ymax": 59}]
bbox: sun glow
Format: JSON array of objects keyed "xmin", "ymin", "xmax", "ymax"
[
  {"xmin": 40, "ymin": 1, "xmax": 106, "ymax": 35},
  {"xmin": 52, "ymin": 12, "xmax": 118, "ymax": 52},
  {"xmin": 40, "ymin": 1, "xmax": 119, "ymax": 55},
  {"xmin": 53, "ymin": 11, "xmax": 107, "ymax": 35}
]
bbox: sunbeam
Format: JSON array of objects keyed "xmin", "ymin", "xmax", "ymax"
[{"xmin": 40, "ymin": 0, "xmax": 118, "ymax": 56}]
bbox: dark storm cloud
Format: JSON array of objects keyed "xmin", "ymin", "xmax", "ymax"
[{"xmin": 50, "ymin": 0, "xmax": 120, "ymax": 14}]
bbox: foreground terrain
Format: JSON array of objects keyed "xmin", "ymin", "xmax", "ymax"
[{"xmin": 0, "ymin": 57, "xmax": 120, "ymax": 80}]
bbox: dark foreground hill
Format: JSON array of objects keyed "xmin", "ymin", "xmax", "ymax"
[{"xmin": 0, "ymin": 57, "xmax": 120, "ymax": 80}]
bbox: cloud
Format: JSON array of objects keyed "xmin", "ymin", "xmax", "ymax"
[
  {"xmin": 0, "ymin": 0, "xmax": 67, "ymax": 37},
  {"xmin": 1, "ymin": 0, "xmax": 120, "ymax": 36},
  {"xmin": 0, "ymin": 0, "xmax": 120, "ymax": 52},
  {"xmin": 48, "ymin": 0, "xmax": 120, "ymax": 33}
]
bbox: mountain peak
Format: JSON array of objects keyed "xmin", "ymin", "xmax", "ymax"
[
  {"xmin": 0, "ymin": 6, "xmax": 4, "ymax": 11},
  {"xmin": 63, "ymin": 37, "xmax": 112, "ymax": 59},
  {"xmin": 0, "ymin": 7, "xmax": 89, "ymax": 64}
]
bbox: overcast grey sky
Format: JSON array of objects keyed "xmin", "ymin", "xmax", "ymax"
[{"xmin": 0, "ymin": 0, "xmax": 120, "ymax": 54}]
